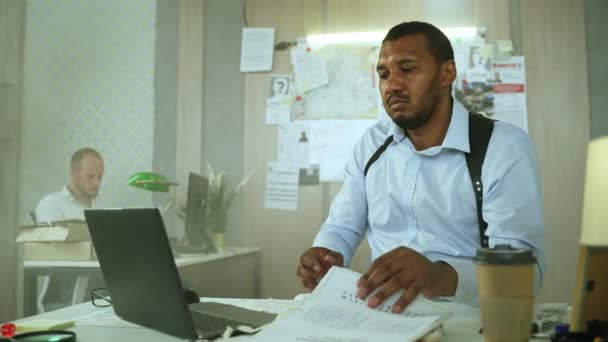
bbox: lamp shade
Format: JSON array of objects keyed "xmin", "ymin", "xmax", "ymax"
[
  {"xmin": 580, "ymin": 136, "xmax": 608, "ymax": 246},
  {"xmin": 128, "ymin": 172, "xmax": 177, "ymax": 192}
]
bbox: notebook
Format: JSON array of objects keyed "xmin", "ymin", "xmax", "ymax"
[
  {"xmin": 254, "ymin": 267, "xmax": 453, "ymax": 342},
  {"xmin": 84, "ymin": 208, "xmax": 276, "ymax": 340}
]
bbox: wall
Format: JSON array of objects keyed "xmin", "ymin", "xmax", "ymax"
[
  {"xmin": 242, "ymin": 0, "xmax": 590, "ymax": 302},
  {"xmin": 20, "ymin": 0, "xmax": 157, "ymax": 221},
  {"xmin": 153, "ymin": 0, "xmax": 178, "ymax": 224},
  {"xmin": 520, "ymin": 0, "xmax": 589, "ymax": 301},
  {"xmin": 0, "ymin": 0, "xmax": 24, "ymax": 322},
  {"xmin": 585, "ymin": 0, "xmax": 608, "ymax": 139},
  {"xmin": 201, "ymin": 0, "xmax": 245, "ymax": 245}
]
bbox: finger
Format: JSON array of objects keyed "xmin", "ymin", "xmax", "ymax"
[
  {"xmin": 392, "ymin": 284, "xmax": 421, "ymax": 314},
  {"xmin": 358, "ymin": 247, "xmax": 404, "ymax": 286},
  {"xmin": 366, "ymin": 277, "xmax": 403, "ymax": 309},
  {"xmin": 322, "ymin": 251, "xmax": 343, "ymax": 267},
  {"xmin": 358, "ymin": 257, "xmax": 402, "ymax": 299},
  {"xmin": 296, "ymin": 264, "xmax": 316, "ymax": 281},
  {"xmin": 301, "ymin": 279, "xmax": 317, "ymax": 290},
  {"xmin": 300, "ymin": 250, "xmax": 324, "ymax": 273}
]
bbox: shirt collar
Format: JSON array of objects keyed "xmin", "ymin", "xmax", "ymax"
[
  {"xmin": 385, "ymin": 99, "xmax": 470, "ymax": 153},
  {"xmin": 61, "ymin": 185, "xmax": 92, "ymax": 205},
  {"xmin": 61, "ymin": 185, "xmax": 84, "ymax": 204},
  {"xmin": 442, "ymin": 99, "xmax": 470, "ymax": 153}
]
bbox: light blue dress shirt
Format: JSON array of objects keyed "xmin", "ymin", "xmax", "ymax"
[{"xmin": 313, "ymin": 100, "xmax": 546, "ymax": 304}]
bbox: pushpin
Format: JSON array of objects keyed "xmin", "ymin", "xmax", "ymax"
[{"xmin": 1, "ymin": 322, "xmax": 16, "ymax": 337}]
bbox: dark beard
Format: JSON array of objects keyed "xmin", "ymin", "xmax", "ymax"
[
  {"xmin": 392, "ymin": 110, "xmax": 432, "ymax": 130},
  {"xmin": 388, "ymin": 74, "xmax": 441, "ymax": 130}
]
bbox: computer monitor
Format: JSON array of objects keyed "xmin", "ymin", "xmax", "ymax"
[{"xmin": 184, "ymin": 172, "xmax": 216, "ymax": 253}]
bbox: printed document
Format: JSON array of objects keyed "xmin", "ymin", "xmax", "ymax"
[
  {"xmin": 253, "ymin": 267, "xmax": 452, "ymax": 341},
  {"xmin": 240, "ymin": 28, "xmax": 275, "ymax": 72},
  {"xmin": 263, "ymin": 161, "xmax": 299, "ymax": 211}
]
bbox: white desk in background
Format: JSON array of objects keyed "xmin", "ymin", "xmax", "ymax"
[
  {"xmin": 21, "ymin": 247, "xmax": 261, "ymax": 318},
  {"xmin": 13, "ymin": 298, "xmax": 552, "ymax": 342}
]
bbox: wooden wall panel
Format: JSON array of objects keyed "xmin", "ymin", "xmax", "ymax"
[
  {"xmin": 521, "ymin": 0, "xmax": 589, "ymax": 302},
  {"xmin": 244, "ymin": 0, "xmax": 325, "ymax": 299},
  {"xmin": 176, "ymin": 0, "xmax": 204, "ymax": 204}
]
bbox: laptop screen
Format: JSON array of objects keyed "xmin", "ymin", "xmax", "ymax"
[
  {"xmin": 184, "ymin": 172, "xmax": 216, "ymax": 252},
  {"xmin": 85, "ymin": 208, "xmax": 198, "ymax": 340}
]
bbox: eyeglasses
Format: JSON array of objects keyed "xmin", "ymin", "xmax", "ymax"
[{"xmin": 90, "ymin": 287, "xmax": 112, "ymax": 307}]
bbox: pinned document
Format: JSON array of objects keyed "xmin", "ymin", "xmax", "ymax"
[
  {"xmin": 264, "ymin": 161, "xmax": 299, "ymax": 211},
  {"xmin": 265, "ymin": 74, "xmax": 292, "ymax": 124},
  {"xmin": 240, "ymin": 28, "xmax": 275, "ymax": 72}
]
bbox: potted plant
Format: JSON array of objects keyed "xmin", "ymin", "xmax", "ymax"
[{"xmin": 204, "ymin": 163, "xmax": 252, "ymax": 249}]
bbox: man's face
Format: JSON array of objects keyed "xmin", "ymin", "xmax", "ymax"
[
  {"xmin": 377, "ymin": 34, "xmax": 450, "ymax": 130},
  {"xmin": 71, "ymin": 155, "xmax": 104, "ymax": 200}
]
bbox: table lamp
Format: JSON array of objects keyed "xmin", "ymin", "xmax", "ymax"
[
  {"xmin": 128, "ymin": 172, "xmax": 179, "ymax": 215},
  {"xmin": 571, "ymin": 136, "xmax": 608, "ymax": 331}
]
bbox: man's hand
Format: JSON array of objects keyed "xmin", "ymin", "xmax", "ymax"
[
  {"xmin": 297, "ymin": 247, "xmax": 344, "ymax": 290},
  {"xmin": 357, "ymin": 247, "xmax": 457, "ymax": 313}
]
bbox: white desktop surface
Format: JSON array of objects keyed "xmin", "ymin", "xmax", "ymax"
[
  {"xmin": 21, "ymin": 247, "xmax": 261, "ymax": 318},
  {"xmin": 23, "ymin": 246, "xmax": 260, "ymax": 269},
  {"xmin": 13, "ymin": 298, "xmax": 548, "ymax": 342}
]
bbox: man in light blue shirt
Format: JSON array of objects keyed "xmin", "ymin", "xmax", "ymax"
[{"xmin": 296, "ymin": 21, "xmax": 546, "ymax": 312}]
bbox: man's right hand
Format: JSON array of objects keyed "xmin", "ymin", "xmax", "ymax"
[{"xmin": 296, "ymin": 247, "xmax": 344, "ymax": 290}]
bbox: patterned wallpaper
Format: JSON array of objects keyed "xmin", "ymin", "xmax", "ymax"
[{"xmin": 20, "ymin": 0, "xmax": 157, "ymax": 222}]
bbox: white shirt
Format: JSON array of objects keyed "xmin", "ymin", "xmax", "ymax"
[
  {"xmin": 313, "ymin": 99, "xmax": 546, "ymax": 305},
  {"xmin": 35, "ymin": 186, "xmax": 93, "ymax": 222}
]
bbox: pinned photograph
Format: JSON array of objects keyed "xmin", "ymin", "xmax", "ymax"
[
  {"xmin": 268, "ymin": 75, "xmax": 291, "ymax": 103},
  {"xmin": 265, "ymin": 74, "xmax": 293, "ymax": 125}
]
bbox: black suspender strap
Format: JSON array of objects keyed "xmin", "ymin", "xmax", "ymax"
[
  {"xmin": 364, "ymin": 135, "xmax": 394, "ymax": 176},
  {"xmin": 363, "ymin": 112, "xmax": 494, "ymax": 247},
  {"xmin": 464, "ymin": 112, "xmax": 494, "ymax": 248}
]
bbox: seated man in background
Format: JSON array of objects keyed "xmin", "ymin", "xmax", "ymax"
[
  {"xmin": 33, "ymin": 147, "xmax": 104, "ymax": 311},
  {"xmin": 36, "ymin": 147, "xmax": 104, "ymax": 222}
]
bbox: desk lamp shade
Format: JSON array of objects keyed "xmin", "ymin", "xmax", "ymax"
[
  {"xmin": 580, "ymin": 136, "xmax": 608, "ymax": 246},
  {"xmin": 571, "ymin": 136, "xmax": 608, "ymax": 331},
  {"xmin": 128, "ymin": 172, "xmax": 177, "ymax": 192},
  {"xmin": 128, "ymin": 172, "xmax": 178, "ymax": 215}
]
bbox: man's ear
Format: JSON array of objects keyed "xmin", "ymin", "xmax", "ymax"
[{"xmin": 441, "ymin": 60, "xmax": 457, "ymax": 86}]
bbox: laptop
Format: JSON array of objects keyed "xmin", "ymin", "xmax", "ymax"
[{"xmin": 84, "ymin": 208, "xmax": 276, "ymax": 340}]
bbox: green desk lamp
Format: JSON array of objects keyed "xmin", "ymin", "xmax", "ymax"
[{"xmin": 128, "ymin": 172, "xmax": 179, "ymax": 215}]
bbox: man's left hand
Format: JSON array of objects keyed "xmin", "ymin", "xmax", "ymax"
[{"xmin": 357, "ymin": 247, "xmax": 458, "ymax": 313}]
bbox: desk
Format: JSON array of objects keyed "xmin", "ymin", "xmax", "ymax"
[
  {"xmin": 22, "ymin": 247, "xmax": 261, "ymax": 318},
  {"xmin": 13, "ymin": 299, "xmax": 549, "ymax": 342}
]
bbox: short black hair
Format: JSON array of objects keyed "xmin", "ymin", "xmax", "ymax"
[
  {"xmin": 71, "ymin": 147, "xmax": 102, "ymax": 170},
  {"xmin": 383, "ymin": 21, "xmax": 454, "ymax": 63}
]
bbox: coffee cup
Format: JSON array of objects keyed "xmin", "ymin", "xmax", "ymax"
[{"xmin": 473, "ymin": 244, "xmax": 537, "ymax": 342}]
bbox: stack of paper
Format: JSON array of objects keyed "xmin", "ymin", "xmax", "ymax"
[{"xmin": 254, "ymin": 267, "xmax": 452, "ymax": 342}]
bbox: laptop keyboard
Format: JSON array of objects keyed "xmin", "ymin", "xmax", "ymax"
[{"xmin": 190, "ymin": 310, "xmax": 245, "ymax": 335}]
